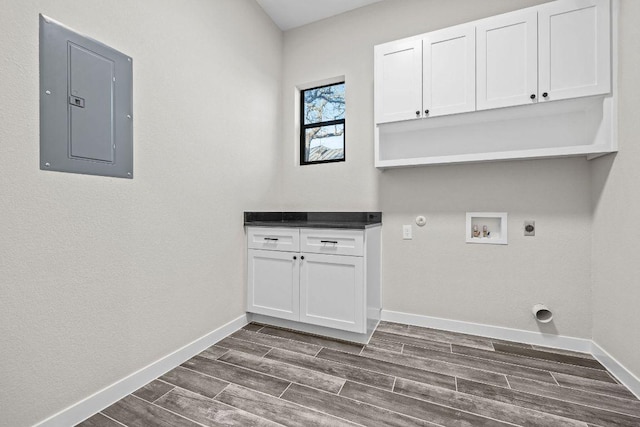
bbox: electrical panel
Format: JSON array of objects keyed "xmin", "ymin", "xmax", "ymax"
[{"xmin": 39, "ymin": 15, "xmax": 133, "ymax": 178}]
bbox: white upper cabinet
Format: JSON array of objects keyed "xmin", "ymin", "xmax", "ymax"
[
  {"xmin": 374, "ymin": 39, "xmax": 422, "ymax": 123},
  {"xmin": 373, "ymin": 0, "xmax": 616, "ymax": 168},
  {"xmin": 375, "ymin": 0, "xmax": 612, "ymax": 121},
  {"xmin": 477, "ymin": 0, "xmax": 610, "ymax": 109},
  {"xmin": 423, "ymin": 25, "xmax": 476, "ymax": 117},
  {"xmin": 476, "ymin": 9, "xmax": 538, "ymax": 110},
  {"xmin": 538, "ymin": 0, "xmax": 611, "ymax": 102}
]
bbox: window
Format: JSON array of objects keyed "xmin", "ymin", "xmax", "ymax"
[{"xmin": 300, "ymin": 82, "xmax": 345, "ymax": 165}]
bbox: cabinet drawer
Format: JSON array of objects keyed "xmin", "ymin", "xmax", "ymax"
[
  {"xmin": 247, "ymin": 227, "xmax": 300, "ymax": 252},
  {"xmin": 300, "ymin": 229, "xmax": 364, "ymax": 257}
]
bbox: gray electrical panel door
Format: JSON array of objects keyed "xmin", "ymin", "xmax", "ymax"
[{"xmin": 40, "ymin": 15, "xmax": 133, "ymax": 178}]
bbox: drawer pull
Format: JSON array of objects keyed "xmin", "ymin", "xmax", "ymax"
[
  {"xmin": 321, "ymin": 240, "xmax": 338, "ymax": 244},
  {"xmin": 263, "ymin": 237, "xmax": 279, "ymax": 241}
]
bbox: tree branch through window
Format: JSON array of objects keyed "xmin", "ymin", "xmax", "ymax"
[{"xmin": 300, "ymin": 82, "xmax": 345, "ymax": 165}]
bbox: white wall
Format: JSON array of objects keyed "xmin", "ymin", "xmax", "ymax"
[
  {"xmin": 0, "ymin": 1, "xmax": 282, "ymax": 426},
  {"xmin": 281, "ymin": 0, "xmax": 593, "ymax": 338},
  {"xmin": 591, "ymin": 0, "xmax": 640, "ymax": 384}
]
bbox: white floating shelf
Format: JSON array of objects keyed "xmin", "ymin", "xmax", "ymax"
[
  {"xmin": 466, "ymin": 212, "xmax": 508, "ymax": 245},
  {"xmin": 375, "ymin": 96, "xmax": 617, "ymax": 168}
]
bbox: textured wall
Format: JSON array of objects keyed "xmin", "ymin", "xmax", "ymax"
[
  {"xmin": 591, "ymin": 0, "xmax": 640, "ymax": 385},
  {"xmin": 280, "ymin": 0, "xmax": 593, "ymax": 337},
  {"xmin": 0, "ymin": 1, "xmax": 282, "ymax": 425}
]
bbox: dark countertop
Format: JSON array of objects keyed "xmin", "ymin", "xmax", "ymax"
[{"xmin": 244, "ymin": 212, "xmax": 382, "ymax": 229}]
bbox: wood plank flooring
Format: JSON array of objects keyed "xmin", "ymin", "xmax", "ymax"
[{"xmin": 78, "ymin": 321, "xmax": 640, "ymax": 427}]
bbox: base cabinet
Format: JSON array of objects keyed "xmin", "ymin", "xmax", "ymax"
[
  {"xmin": 299, "ymin": 253, "xmax": 364, "ymax": 333},
  {"xmin": 246, "ymin": 226, "xmax": 380, "ymax": 336},
  {"xmin": 247, "ymin": 249, "xmax": 299, "ymax": 321}
]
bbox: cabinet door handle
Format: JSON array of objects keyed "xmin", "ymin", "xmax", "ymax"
[
  {"xmin": 263, "ymin": 237, "xmax": 279, "ymax": 241},
  {"xmin": 415, "ymin": 110, "xmax": 420, "ymax": 117},
  {"xmin": 320, "ymin": 240, "xmax": 338, "ymax": 244},
  {"xmin": 542, "ymin": 92, "xmax": 549, "ymax": 98},
  {"xmin": 530, "ymin": 94, "xmax": 536, "ymax": 100},
  {"xmin": 293, "ymin": 256, "xmax": 297, "ymax": 260},
  {"xmin": 424, "ymin": 109, "xmax": 429, "ymax": 115},
  {"xmin": 300, "ymin": 256, "xmax": 305, "ymax": 260}
]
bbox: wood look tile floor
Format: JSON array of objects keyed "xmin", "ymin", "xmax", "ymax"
[{"xmin": 78, "ymin": 322, "xmax": 640, "ymax": 427}]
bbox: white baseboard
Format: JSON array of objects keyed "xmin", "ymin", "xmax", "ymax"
[
  {"xmin": 34, "ymin": 314, "xmax": 248, "ymax": 427},
  {"xmin": 592, "ymin": 341, "xmax": 640, "ymax": 399},
  {"xmin": 381, "ymin": 309, "xmax": 640, "ymax": 399},
  {"xmin": 381, "ymin": 310, "xmax": 592, "ymax": 352},
  {"xmin": 33, "ymin": 309, "xmax": 640, "ymax": 426}
]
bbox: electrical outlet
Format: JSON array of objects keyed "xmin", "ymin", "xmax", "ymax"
[
  {"xmin": 524, "ymin": 220, "xmax": 535, "ymax": 236},
  {"xmin": 403, "ymin": 225, "xmax": 412, "ymax": 240}
]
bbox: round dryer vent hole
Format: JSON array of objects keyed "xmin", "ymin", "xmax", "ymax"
[{"xmin": 532, "ymin": 304, "xmax": 553, "ymax": 323}]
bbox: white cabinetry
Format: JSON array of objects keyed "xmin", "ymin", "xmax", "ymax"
[
  {"xmin": 476, "ymin": 9, "xmax": 538, "ymax": 110},
  {"xmin": 246, "ymin": 226, "xmax": 381, "ymax": 338},
  {"xmin": 247, "ymin": 227, "xmax": 300, "ymax": 321},
  {"xmin": 374, "ymin": 0, "xmax": 616, "ymax": 168},
  {"xmin": 374, "ymin": 39, "xmax": 422, "ymax": 124},
  {"xmin": 538, "ymin": 0, "xmax": 610, "ymax": 102},
  {"xmin": 374, "ymin": 25, "xmax": 475, "ymax": 123},
  {"xmin": 423, "ymin": 25, "xmax": 476, "ymax": 117},
  {"xmin": 299, "ymin": 253, "xmax": 364, "ymax": 332},
  {"xmin": 477, "ymin": 0, "xmax": 610, "ymax": 109},
  {"xmin": 247, "ymin": 249, "xmax": 299, "ymax": 321}
]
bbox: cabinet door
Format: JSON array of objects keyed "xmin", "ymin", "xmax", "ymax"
[
  {"xmin": 299, "ymin": 253, "xmax": 364, "ymax": 333},
  {"xmin": 423, "ymin": 25, "xmax": 476, "ymax": 117},
  {"xmin": 247, "ymin": 249, "xmax": 299, "ymax": 321},
  {"xmin": 538, "ymin": 0, "xmax": 610, "ymax": 102},
  {"xmin": 477, "ymin": 9, "xmax": 538, "ymax": 110},
  {"xmin": 374, "ymin": 38, "xmax": 423, "ymax": 124}
]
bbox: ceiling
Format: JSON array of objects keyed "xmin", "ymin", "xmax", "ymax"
[{"xmin": 256, "ymin": 0, "xmax": 384, "ymax": 31}]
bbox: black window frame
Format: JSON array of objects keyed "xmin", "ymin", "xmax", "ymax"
[{"xmin": 300, "ymin": 81, "xmax": 346, "ymax": 166}]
